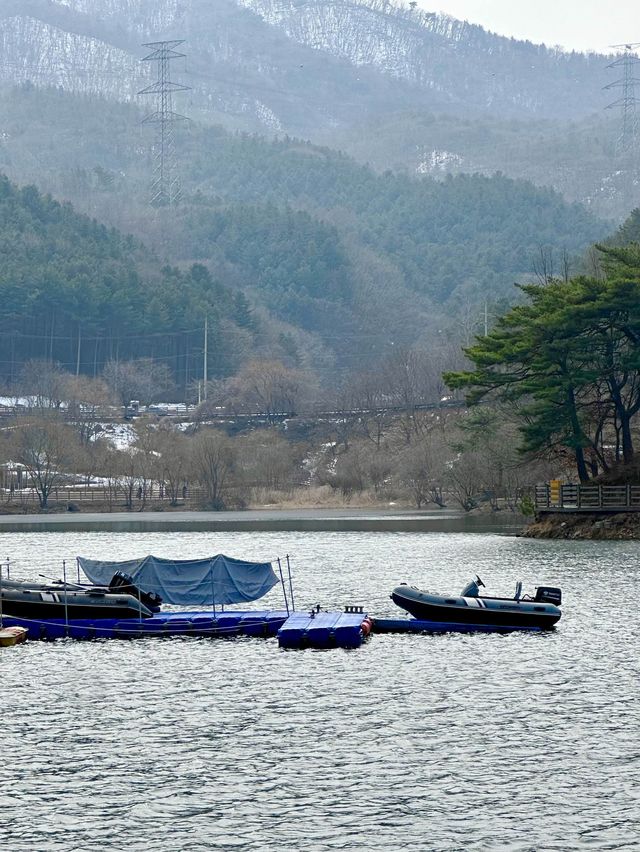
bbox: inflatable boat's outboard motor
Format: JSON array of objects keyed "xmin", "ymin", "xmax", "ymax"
[
  {"xmin": 109, "ymin": 571, "xmax": 163, "ymax": 611},
  {"xmin": 535, "ymin": 586, "xmax": 562, "ymax": 606},
  {"xmin": 461, "ymin": 575, "xmax": 485, "ymax": 597}
]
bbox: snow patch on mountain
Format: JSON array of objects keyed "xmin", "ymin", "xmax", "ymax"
[
  {"xmin": 0, "ymin": 16, "xmax": 146, "ymax": 99},
  {"xmin": 52, "ymin": 0, "xmax": 183, "ymax": 35},
  {"xmin": 253, "ymin": 101, "xmax": 283, "ymax": 131},
  {"xmin": 416, "ymin": 149, "xmax": 464, "ymax": 174},
  {"xmin": 236, "ymin": 0, "xmax": 460, "ymax": 86}
]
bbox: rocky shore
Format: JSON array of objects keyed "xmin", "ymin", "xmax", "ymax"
[{"xmin": 523, "ymin": 512, "xmax": 640, "ymax": 540}]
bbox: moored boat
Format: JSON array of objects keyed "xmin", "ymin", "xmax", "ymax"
[
  {"xmin": 0, "ymin": 572, "xmax": 161, "ymax": 622},
  {"xmin": 0, "ymin": 625, "xmax": 28, "ymax": 646},
  {"xmin": 391, "ymin": 576, "xmax": 562, "ymax": 630},
  {"xmin": 0, "ymin": 554, "xmax": 281, "ymax": 631}
]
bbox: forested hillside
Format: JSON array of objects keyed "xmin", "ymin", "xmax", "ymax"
[
  {"xmin": 328, "ymin": 111, "xmax": 633, "ymax": 222},
  {"xmin": 0, "ymin": 175, "xmax": 304, "ymax": 383},
  {"xmin": 0, "ymin": 84, "xmax": 610, "ymax": 382}
]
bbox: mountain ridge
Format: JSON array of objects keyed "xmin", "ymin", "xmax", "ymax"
[{"xmin": 0, "ymin": 0, "xmax": 615, "ymax": 134}]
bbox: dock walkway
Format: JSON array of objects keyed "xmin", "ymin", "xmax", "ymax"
[
  {"xmin": 535, "ymin": 483, "xmax": 640, "ymax": 514},
  {"xmin": 2, "ymin": 608, "xmax": 372, "ymax": 648}
]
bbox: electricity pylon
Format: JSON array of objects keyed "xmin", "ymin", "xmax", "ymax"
[
  {"xmin": 605, "ymin": 43, "xmax": 640, "ymax": 157},
  {"xmin": 139, "ymin": 40, "xmax": 190, "ymax": 206}
]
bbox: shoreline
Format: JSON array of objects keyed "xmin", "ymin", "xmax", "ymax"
[
  {"xmin": 524, "ymin": 512, "xmax": 640, "ymax": 540},
  {"xmin": 7, "ymin": 504, "xmax": 636, "ymax": 539},
  {"xmin": 0, "ymin": 507, "xmax": 527, "ymax": 534}
]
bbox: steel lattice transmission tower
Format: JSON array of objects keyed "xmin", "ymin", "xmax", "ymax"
[
  {"xmin": 139, "ymin": 40, "xmax": 191, "ymax": 206},
  {"xmin": 605, "ymin": 43, "xmax": 640, "ymax": 157}
]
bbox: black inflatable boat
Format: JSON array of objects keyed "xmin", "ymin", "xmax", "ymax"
[
  {"xmin": 0, "ymin": 572, "xmax": 162, "ymax": 621},
  {"xmin": 391, "ymin": 576, "xmax": 562, "ymax": 630}
]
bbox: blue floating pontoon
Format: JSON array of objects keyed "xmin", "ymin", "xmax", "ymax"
[
  {"xmin": 1, "ymin": 608, "xmax": 373, "ymax": 647},
  {"xmin": 1, "ymin": 610, "xmax": 290, "ymax": 641},
  {"xmin": 277, "ymin": 610, "xmax": 371, "ymax": 649},
  {"xmin": 371, "ymin": 617, "xmax": 542, "ymax": 635}
]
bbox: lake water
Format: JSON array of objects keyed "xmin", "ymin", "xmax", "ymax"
[{"xmin": 1, "ymin": 530, "xmax": 638, "ymax": 851}]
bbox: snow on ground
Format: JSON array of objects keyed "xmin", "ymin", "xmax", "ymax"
[
  {"xmin": 0, "ymin": 396, "xmax": 68, "ymax": 409},
  {"xmin": 91, "ymin": 423, "xmax": 137, "ymax": 451}
]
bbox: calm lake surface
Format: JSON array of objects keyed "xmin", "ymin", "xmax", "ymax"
[{"xmin": 1, "ymin": 530, "xmax": 638, "ymax": 851}]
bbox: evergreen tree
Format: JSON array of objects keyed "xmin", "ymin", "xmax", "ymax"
[{"xmin": 445, "ymin": 255, "xmax": 640, "ymax": 481}]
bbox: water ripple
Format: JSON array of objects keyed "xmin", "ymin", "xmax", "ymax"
[{"xmin": 1, "ymin": 530, "xmax": 639, "ymax": 850}]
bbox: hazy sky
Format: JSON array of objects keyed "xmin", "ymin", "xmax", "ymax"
[{"xmin": 427, "ymin": 2, "xmax": 636, "ymax": 53}]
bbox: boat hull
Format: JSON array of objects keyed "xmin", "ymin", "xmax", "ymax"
[
  {"xmin": 391, "ymin": 586, "xmax": 561, "ymax": 630},
  {"xmin": 1, "ymin": 588, "xmax": 153, "ymax": 621},
  {"xmin": 0, "ymin": 625, "xmax": 28, "ymax": 646}
]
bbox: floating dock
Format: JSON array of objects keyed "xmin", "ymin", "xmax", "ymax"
[
  {"xmin": 0, "ymin": 608, "xmax": 374, "ymax": 647},
  {"xmin": 277, "ymin": 610, "xmax": 372, "ymax": 649},
  {"xmin": 1, "ymin": 611, "xmax": 542, "ymax": 645},
  {"xmin": 1, "ymin": 610, "xmax": 290, "ymax": 641},
  {"xmin": 371, "ymin": 617, "xmax": 542, "ymax": 635}
]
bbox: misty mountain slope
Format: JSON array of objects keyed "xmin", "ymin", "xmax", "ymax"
[
  {"xmin": 238, "ymin": 0, "xmax": 610, "ymax": 118},
  {"xmin": 326, "ymin": 109, "xmax": 636, "ymax": 222},
  {"xmin": 177, "ymin": 128, "xmax": 608, "ymax": 306},
  {"xmin": 0, "ymin": 0, "xmax": 613, "ymax": 135},
  {"xmin": 0, "ymin": 0, "xmax": 453, "ymax": 136},
  {"xmin": 0, "ymin": 84, "xmax": 609, "ymax": 325},
  {"xmin": 1, "ymin": 0, "xmax": 630, "ymax": 218}
]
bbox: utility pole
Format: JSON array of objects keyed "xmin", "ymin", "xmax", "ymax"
[
  {"xmin": 203, "ymin": 316, "xmax": 208, "ymax": 400},
  {"xmin": 139, "ymin": 40, "xmax": 190, "ymax": 207},
  {"xmin": 605, "ymin": 43, "xmax": 640, "ymax": 158},
  {"xmin": 76, "ymin": 325, "xmax": 81, "ymax": 376}
]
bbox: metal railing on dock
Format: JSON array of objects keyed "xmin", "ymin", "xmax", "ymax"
[{"xmin": 535, "ymin": 482, "xmax": 640, "ymax": 513}]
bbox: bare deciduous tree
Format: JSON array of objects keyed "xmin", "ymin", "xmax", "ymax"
[
  {"xmin": 238, "ymin": 430, "xmax": 302, "ymax": 492},
  {"xmin": 18, "ymin": 360, "xmax": 68, "ymax": 409},
  {"xmin": 153, "ymin": 425, "xmax": 190, "ymax": 506},
  {"xmin": 103, "ymin": 358, "xmax": 174, "ymax": 407},
  {"xmin": 222, "ymin": 359, "xmax": 307, "ymax": 419},
  {"xmin": 191, "ymin": 430, "xmax": 235, "ymax": 509},
  {"xmin": 60, "ymin": 374, "xmax": 115, "ymax": 445},
  {"xmin": 114, "ymin": 449, "xmax": 142, "ymax": 510},
  {"xmin": 10, "ymin": 416, "xmax": 76, "ymax": 508}
]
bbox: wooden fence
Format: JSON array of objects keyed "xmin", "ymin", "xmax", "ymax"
[
  {"xmin": 0, "ymin": 485, "xmax": 210, "ymax": 509},
  {"xmin": 535, "ymin": 483, "xmax": 640, "ymax": 513}
]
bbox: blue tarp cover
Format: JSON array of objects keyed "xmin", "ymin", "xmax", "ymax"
[{"xmin": 78, "ymin": 554, "xmax": 279, "ymax": 606}]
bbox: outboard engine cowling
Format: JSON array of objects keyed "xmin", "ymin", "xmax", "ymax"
[
  {"xmin": 535, "ymin": 586, "xmax": 562, "ymax": 606},
  {"xmin": 461, "ymin": 575, "xmax": 485, "ymax": 598},
  {"xmin": 109, "ymin": 571, "xmax": 163, "ymax": 611}
]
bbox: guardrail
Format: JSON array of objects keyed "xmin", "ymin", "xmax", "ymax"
[
  {"xmin": 535, "ymin": 483, "xmax": 640, "ymax": 513},
  {"xmin": 0, "ymin": 481, "xmax": 306, "ymax": 509},
  {"xmin": 0, "ymin": 486, "xmax": 205, "ymax": 508}
]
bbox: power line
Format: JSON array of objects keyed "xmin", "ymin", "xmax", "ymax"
[{"xmin": 138, "ymin": 40, "xmax": 190, "ymax": 207}]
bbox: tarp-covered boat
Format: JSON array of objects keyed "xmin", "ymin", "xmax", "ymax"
[
  {"xmin": 78, "ymin": 554, "xmax": 279, "ymax": 607},
  {"xmin": 1, "ymin": 554, "xmax": 279, "ymax": 622},
  {"xmin": 391, "ymin": 576, "xmax": 562, "ymax": 630}
]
